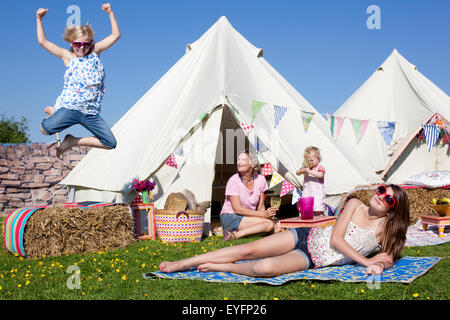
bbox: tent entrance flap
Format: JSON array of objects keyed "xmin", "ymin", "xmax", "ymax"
[{"xmin": 211, "ymin": 105, "xmax": 255, "ymax": 218}]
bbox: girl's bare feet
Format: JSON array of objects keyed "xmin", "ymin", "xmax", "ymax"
[
  {"xmin": 159, "ymin": 261, "xmax": 191, "ymax": 273},
  {"xmin": 56, "ymin": 134, "xmax": 75, "ymax": 158},
  {"xmin": 198, "ymin": 263, "xmax": 232, "ymax": 273}
]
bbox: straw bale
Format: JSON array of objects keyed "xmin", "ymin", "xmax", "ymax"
[
  {"xmin": 23, "ymin": 204, "xmax": 135, "ymax": 258},
  {"xmin": 345, "ymin": 187, "xmax": 450, "ymax": 225}
]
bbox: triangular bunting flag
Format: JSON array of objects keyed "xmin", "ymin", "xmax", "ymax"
[
  {"xmin": 327, "ymin": 114, "xmax": 334, "ymax": 137},
  {"xmin": 251, "ymin": 100, "xmax": 266, "ymax": 120},
  {"xmin": 273, "ymin": 105, "xmax": 287, "ymax": 128},
  {"xmin": 269, "ymin": 172, "xmax": 284, "ymax": 189},
  {"xmin": 301, "ymin": 111, "xmax": 314, "ymax": 133},
  {"xmin": 199, "ymin": 110, "xmax": 209, "ymax": 121},
  {"xmin": 280, "ymin": 180, "xmax": 295, "ymax": 197},
  {"xmin": 240, "ymin": 122, "xmax": 254, "ymax": 135},
  {"xmin": 351, "ymin": 118, "xmax": 369, "ymax": 144},
  {"xmin": 262, "ymin": 163, "xmax": 274, "ymax": 176},
  {"xmin": 376, "ymin": 121, "xmax": 396, "ymax": 146},
  {"xmin": 327, "ymin": 114, "xmax": 344, "ymax": 141},
  {"xmin": 291, "ymin": 188, "xmax": 303, "ymax": 205},
  {"xmin": 165, "ymin": 154, "xmax": 178, "ymax": 169},
  {"xmin": 422, "ymin": 124, "xmax": 441, "ymax": 152}
]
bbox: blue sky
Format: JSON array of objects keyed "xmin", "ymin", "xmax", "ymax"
[{"xmin": 1, "ymin": 0, "xmax": 449, "ymax": 144}]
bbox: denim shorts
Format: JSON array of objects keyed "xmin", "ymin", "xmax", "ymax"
[
  {"xmin": 289, "ymin": 227, "xmax": 315, "ymax": 269},
  {"xmin": 41, "ymin": 108, "xmax": 117, "ymax": 149},
  {"xmin": 220, "ymin": 213, "xmax": 243, "ymax": 232}
]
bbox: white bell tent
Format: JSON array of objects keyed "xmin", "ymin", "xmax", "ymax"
[
  {"xmin": 334, "ymin": 49, "xmax": 450, "ymax": 173},
  {"xmin": 61, "ymin": 17, "xmax": 380, "ymax": 229}
]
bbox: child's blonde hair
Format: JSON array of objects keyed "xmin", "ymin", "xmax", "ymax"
[
  {"xmin": 63, "ymin": 24, "xmax": 95, "ymax": 42},
  {"xmin": 304, "ymin": 146, "xmax": 321, "ymax": 161}
]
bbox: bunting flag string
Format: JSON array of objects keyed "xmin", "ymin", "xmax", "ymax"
[
  {"xmin": 376, "ymin": 121, "xmax": 396, "ymax": 146},
  {"xmin": 350, "ymin": 118, "xmax": 369, "ymax": 144},
  {"xmin": 227, "ymin": 95, "xmax": 449, "ymax": 147},
  {"xmin": 273, "ymin": 105, "xmax": 288, "ymax": 128},
  {"xmin": 422, "ymin": 124, "xmax": 441, "ymax": 152},
  {"xmin": 165, "ymin": 154, "xmax": 178, "ymax": 169}
]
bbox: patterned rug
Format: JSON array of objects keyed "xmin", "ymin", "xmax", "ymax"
[
  {"xmin": 143, "ymin": 256, "xmax": 442, "ymax": 285},
  {"xmin": 405, "ymin": 220, "xmax": 450, "ymax": 247}
]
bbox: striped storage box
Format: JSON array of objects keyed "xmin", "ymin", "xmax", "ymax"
[
  {"xmin": 154, "ymin": 210, "xmax": 205, "ymax": 243},
  {"xmin": 4, "ymin": 202, "xmax": 115, "ymax": 258}
]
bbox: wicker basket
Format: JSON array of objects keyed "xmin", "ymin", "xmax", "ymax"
[{"xmin": 154, "ymin": 209, "xmax": 205, "ymax": 243}]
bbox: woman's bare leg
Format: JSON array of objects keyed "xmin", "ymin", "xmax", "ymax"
[
  {"xmin": 234, "ymin": 217, "xmax": 276, "ymax": 239},
  {"xmin": 159, "ymin": 230, "xmax": 296, "ymax": 273},
  {"xmin": 198, "ymin": 250, "xmax": 308, "ymax": 277}
]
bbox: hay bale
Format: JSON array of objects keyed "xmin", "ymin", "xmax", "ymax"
[
  {"xmin": 23, "ymin": 204, "xmax": 135, "ymax": 258},
  {"xmin": 346, "ymin": 187, "xmax": 450, "ymax": 225}
]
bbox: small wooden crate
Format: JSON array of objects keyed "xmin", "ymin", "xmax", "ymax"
[{"xmin": 130, "ymin": 203, "xmax": 156, "ymax": 240}]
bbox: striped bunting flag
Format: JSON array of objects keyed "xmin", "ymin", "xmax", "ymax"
[
  {"xmin": 273, "ymin": 105, "xmax": 287, "ymax": 128},
  {"xmin": 422, "ymin": 124, "xmax": 441, "ymax": 152}
]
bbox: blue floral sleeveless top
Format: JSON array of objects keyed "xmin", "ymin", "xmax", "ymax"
[{"xmin": 54, "ymin": 52, "xmax": 105, "ymax": 115}]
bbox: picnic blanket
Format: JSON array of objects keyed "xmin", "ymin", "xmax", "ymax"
[
  {"xmin": 143, "ymin": 256, "xmax": 442, "ymax": 285},
  {"xmin": 405, "ymin": 220, "xmax": 450, "ymax": 247},
  {"xmin": 4, "ymin": 201, "xmax": 117, "ymax": 258}
]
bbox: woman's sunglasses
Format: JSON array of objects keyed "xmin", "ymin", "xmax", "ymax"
[
  {"xmin": 375, "ymin": 185, "xmax": 395, "ymax": 208},
  {"xmin": 71, "ymin": 41, "xmax": 94, "ymax": 49}
]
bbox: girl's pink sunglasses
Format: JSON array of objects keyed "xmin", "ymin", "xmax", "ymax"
[
  {"xmin": 375, "ymin": 185, "xmax": 396, "ymax": 208},
  {"xmin": 71, "ymin": 41, "xmax": 94, "ymax": 49}
]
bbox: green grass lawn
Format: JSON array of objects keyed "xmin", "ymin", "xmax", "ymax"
[{"xmin": 0, "ymin": 224, "xmax": 448, "ymax": 300}]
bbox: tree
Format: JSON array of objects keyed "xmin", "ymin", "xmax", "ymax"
[{"xmin": 0, "ymin": 113, "xmax": 30, "ymax": 143}]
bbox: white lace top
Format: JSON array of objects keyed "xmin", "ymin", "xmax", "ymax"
[{"xmin": 307, "ymin": 205, "xmax": 381, "ymax": 268}]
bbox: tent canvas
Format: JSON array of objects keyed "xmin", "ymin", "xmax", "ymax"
[
  {"xmin": 61, "ymin": 17, "xmax": 381, "ymax": 230},
  {"xmin": 334, "ymin": 49, "xmax": 450, "ymax": 172},
  {"xmin": 381, "ymin": 112, "xmax": 450, "ymax": 183}
]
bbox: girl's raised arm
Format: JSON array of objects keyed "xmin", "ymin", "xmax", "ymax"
[
  {"xmin": 95, "ymin": 3, "xmax": 121, "ymax": 54},
  {"xmin": 36, "ymin": 8, "xmax": 72, "ymax": 63}
]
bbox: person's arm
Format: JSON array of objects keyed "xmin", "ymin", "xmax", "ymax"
[
  {"xmin": 257, "ymin": 193, "xmax": 266, "ymax": 211},
  {"xmin": 229, "ymin": 196, "xmax": 276, "ymax": 219},
  {"xmin": 330, "ymin": 199, "xmax": 393, "ymax": 268},
  {"xmin": 36, "ymin": 8, "xmax": 72, "ymax": 63},
  {"xmin": 330, "ymin": 198, "xmax": 374, "ymax": 267},
  {"xmin": 366, "ymin": 254, "xmax": 394, "ymax": 275},
  {"xmin": 94, "ymin": 3, "xmax": 121, "ymax": 55},
  {"xmin": 304, "ymin": 166, "xmax": 325, "ymax": 179}
]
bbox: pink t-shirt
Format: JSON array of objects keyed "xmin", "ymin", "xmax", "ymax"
[{"xmin": 220, "ymin": 173, "xmax": 268, "ymax": 215}]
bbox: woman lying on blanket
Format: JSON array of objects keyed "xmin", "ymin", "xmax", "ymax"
[{"xmin": 159, "ymin": 184, "xmax": 410, "ymax": 276}]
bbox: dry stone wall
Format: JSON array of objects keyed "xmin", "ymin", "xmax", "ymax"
[{"xmin": 0, "ymin": 143, "xmax": 90, "ymax": 216}]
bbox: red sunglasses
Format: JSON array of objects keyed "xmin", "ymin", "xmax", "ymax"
[
  {"xmin": 375, "ymin": 185, "xmax": 396, "ymax": 208},
  {"xmin": 71, "ymin": 41, "xmax": 94, "ymax": 49}
]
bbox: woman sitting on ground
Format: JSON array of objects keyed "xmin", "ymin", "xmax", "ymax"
[
  {"xmin": 159, "ymin": 184, "xmax": 410, "ymax": 276},
  {"xmin": 219, "ymin": 149, "xmax": 280, "ymax": 241}
]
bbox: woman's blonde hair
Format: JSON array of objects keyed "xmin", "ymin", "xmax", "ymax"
[{"xmin": 63, "ymin": 24, "xmax": 95, "ymax": 52}]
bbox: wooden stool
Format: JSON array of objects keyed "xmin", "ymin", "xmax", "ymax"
[
  {"xmin": 279, "ymin": 215, "xmax": 337, "ymax": 229},
  {"xmin": 421, "ymin": 215, "xmax": 450, "ymax": 238}
]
